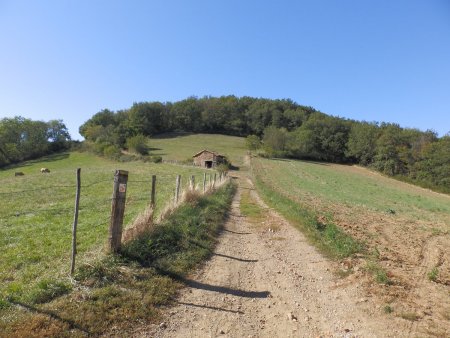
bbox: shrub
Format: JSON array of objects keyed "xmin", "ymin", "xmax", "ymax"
[
  {"xmin": 103, "ymin": 144, "xmax": 121, "ymax": 159},
  {"xmin": 216, "ymin": 163, "xmax": 230, "ymax": 174},
  {"xmin": 245, "ymin": 135, "xmax": 261, "ymax": 151},
  {"xmin": 150, "ymin": 155, "xmax": 162, "ymax": 163},
  {"xmin": 126, "ymin": 135, "xmax": 148, "ymax": 155}
]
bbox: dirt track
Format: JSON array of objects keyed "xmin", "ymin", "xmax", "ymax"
[{"xmin": 130, "ymin": 173, "xmax": 426, "ymax": 338}]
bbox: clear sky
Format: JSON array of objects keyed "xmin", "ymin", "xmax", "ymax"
[{"xmin": 1, "ymin": 0, "xmax": 449, "ymax": 140}]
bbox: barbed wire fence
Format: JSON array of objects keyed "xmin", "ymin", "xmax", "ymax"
[{"xmin": 0, "ymin": 168, "xmax": 228, "ymax": 274}]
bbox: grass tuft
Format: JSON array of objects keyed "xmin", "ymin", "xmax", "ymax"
[
  {"xmin": 0, "ymin": 298, "xmax": 10, "ymax": 310},
  {"xmin": 240, "ymin": 188, "xmax": 264, "ymax": 223},
  {"xmin": 384, "ymin": 305, "xmax": 393, "ymax": 314},
  {"xmin": 427, "ymin": 267, "xmax": 439, "ymax": 282},
  {"xmin": 366, "ymin": 261, "xmax": 391, "ymax": 285},
  {"xmin": 27, "ymin": 279, "xmax": 72, "ymax": 304},
  {"xmin": 75, "ymin": 255, "xmax": 123, "ymax": 287}
]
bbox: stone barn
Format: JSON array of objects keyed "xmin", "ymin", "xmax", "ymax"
[{"xmin": 193, "ymin": 150, "xmax": 225, "ymax": 168}]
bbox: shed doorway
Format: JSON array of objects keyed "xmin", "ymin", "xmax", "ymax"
[{"xmin": 205, "ymin": 161, "xmax": 213, "ymax": 168}]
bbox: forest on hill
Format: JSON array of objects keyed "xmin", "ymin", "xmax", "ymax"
[
  {"xmin": 79, "ymin": 95, "xmax": 449, "ymax": 192},
  {"xmin": 0, "ymin": 117, "xmax": 71, "ymax": 167}
]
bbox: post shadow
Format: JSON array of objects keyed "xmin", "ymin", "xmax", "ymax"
[
  {"xmin": 177, "ymin": 301, "xmax": 244, "ymax": 314},
  {"xmin": 9, "ymin": 300, "xmax": 91, "ymax": 336},
  {"xmin": 183, "ymin": 279, "xmax": 271, "ymax": 299}
]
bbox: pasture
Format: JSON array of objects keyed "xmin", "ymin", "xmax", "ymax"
[
  {"xmin": 149, "ymin": 133, "xmax": 247, "ymax": 167},
  {"xmin": 0, "ymin": 151, "xmax": 209, "ymax": 304}
]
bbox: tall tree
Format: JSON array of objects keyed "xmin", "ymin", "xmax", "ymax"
[{"xmin": 346, "ymin": 122, "xmax": 379, "ymax": 165}]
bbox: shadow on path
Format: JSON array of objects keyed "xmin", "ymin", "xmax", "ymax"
[
  {"xmin": 222, "ymin": 229, "xmax": 252, "ymax": 235},
  {"xmin": 177, "ymin": 301, "xmax": 244, "ymax": 314},
  {"xmin": 213, "ymin": 252, "xmax": 258, "ymax": 263},
  {"xmin": 184, "ymin": 279, "xmax": 270, "ymax": 299},
  {"xmin": 188, "ymin": 239, "xmax": 257, "ymax": 262}
]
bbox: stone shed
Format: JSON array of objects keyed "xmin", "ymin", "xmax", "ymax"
[{"xmin": 193, "ymin": 150, "xmax": 225, "ymax": 168}]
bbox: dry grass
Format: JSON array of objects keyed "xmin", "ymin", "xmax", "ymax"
[{"xmin": 122, "ymin": 206, "xmax": 155, "ymax": 244}]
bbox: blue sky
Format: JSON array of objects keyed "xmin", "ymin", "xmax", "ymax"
[{"xmin": 1, "ymin": 0, "xmax": 449, "ymax": 140}]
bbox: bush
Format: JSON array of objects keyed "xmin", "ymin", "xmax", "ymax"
[
  {"xmin": 103, "ymin": 144, "xmax": 121, "ymax": 159},
  {"xmin": 216, "ymin": 163, "xmax": 230, "ymax": 174},
  {"xmin": 245, "ymin": 135, "xmax": 261, "ymax": 151},
  {"xmin": 126, "ymin": 135, "xmax": 148, "ymax": 155},
  {"xmin": 150, "ymin": 155, "xmax": 162, "ymax": 163}
]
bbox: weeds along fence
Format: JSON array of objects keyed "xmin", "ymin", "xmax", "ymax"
[{"xmin": 0, "ymin": 169, "xmax": 228, "ymax": 277}]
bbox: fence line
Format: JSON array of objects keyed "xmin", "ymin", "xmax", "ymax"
[{"xmin": 1, "ymin": 168, "xmax": 229, "ymax": 273}]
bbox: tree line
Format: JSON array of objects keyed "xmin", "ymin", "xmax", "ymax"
[
  {"xmin": 79, "ymin": 95, "xmax": 449, "ymax": 192},
  {"xmin": 4, "ymin": 96, "xmax": 445, "ymax": 192},
  {"xmin": 0, "ymin": 117, "xmax": 71, "ymax": 167},
  {"xmin": 257, "ymin": 116, "xmax": 449, "ymax": 192}
]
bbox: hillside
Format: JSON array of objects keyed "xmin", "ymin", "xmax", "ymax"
[
  {"xmin": 149, "ymin": 133, "xmax": 246, "ymax": 167},
  {"xmin": 253, "ymin": 156, "xmax": 450, "ymax": 336},
  {"xmin": 78, "ymin": 96, "xmax": 450, "ymax": 193}
]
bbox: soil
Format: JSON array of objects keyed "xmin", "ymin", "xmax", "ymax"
[
  {"xmin": 276, "ymin": 164, "xmax": 450, "ymax": 337},
  {"xmin": 127, "ymin": 171, "xmax": 438, "ymax": 338}
]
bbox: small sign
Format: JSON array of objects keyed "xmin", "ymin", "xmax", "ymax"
[{"xmin": 119, "ymin": 183, "xmax": 127, "ymax": 193}]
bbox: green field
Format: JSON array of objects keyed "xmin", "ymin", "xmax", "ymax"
[
  {"xmin": 253, "ymin": 157, "xmax": 450, "ymax": 223},
  {"xmin": 0, "ymin": 151, "xmax": 209, "ymax": 303},
  {"xmin": 149, "ymin": 133, "xmax": 246, "ymax": 167}
]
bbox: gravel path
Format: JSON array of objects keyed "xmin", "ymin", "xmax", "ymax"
[{"xmin": 134, "ymin": 174, "xmax": 408, "ymax": 338}]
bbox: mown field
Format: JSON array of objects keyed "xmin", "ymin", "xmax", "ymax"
[
  {"xmin": 253, "ymin": 158, "xmax": 450, "ymax": 221},
  {"xmin": 252, "ymin": 157, "xmax": 450, "ymax": 336},
  {"xmin": 0, "ymin": 151, "xmax": 209, "ymax": 305},
  {"xmin": 149, "ymin": 133, "xmax": 247, "ymax": 167}
]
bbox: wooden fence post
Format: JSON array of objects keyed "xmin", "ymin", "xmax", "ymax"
[
  {"xmin": 203, "ymin": 172, "xmax": 206, "ymax": 193},
  {"xmin": 70, "ymin": 168, "xmax": 81, "ymax": 275},
  {"xmin": 190, "ymin": 175, "xmax": 195, "ymax": 190},
  {"xmin": 108, "ymin": 170, "xmax": 128, "ymax": 253},
  {"xmin": 213, "ymin": 173, "xmax": 217, "ymax": 189},
  {"xmin": 209, "ymin": 174, "xmax": 212, "ymax": 190},
  {"xmin": 150, "ymin": 175, "xmax": 156, "ymax": 208},
  {"xmin": 175, "ymin": 175, "xmax": 181, "ymax": 203}
]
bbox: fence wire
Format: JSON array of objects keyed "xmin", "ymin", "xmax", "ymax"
[{"xmin": 0, "ymin": 172, "xmax": 214, "ymax": 227}]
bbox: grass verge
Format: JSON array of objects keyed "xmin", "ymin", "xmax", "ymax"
[
  {"xmin": 0, "ymin": 183, "xmax": 236, "ymax": 337},
  {"xmin": 239, "ymin": 188, "xmax": 265, "ymax": 224},
  {"xmin": 253, "ymin": 175, "xmax": 362, "ymax": 259}
]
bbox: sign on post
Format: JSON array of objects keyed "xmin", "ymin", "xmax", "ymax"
[{"xmin": 108, "ymin": 170, "xmax": 128, "ymax": 253}]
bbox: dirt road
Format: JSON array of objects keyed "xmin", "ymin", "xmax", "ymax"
[{"xmin": 135, "ymin": 175, "xmax": 418, "ymax": 338}]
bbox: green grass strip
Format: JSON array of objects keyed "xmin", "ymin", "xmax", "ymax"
[
  {"xmin": 254, "ymin": 175, "xmax": 363, "ymax": 259},
  {"xmin": 121, "ymin": 183, "xmax": 237, "ymax": 276}
]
